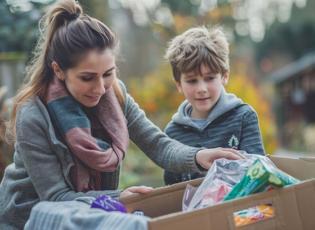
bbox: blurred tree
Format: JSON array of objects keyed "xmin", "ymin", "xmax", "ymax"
[
  {"xmin": 79, "ymin": 0, "xmax": 109, "ymax": 23},
  {"xmin": 120, "ymin": 0, "xmax": 308, "ymax": 43},
  {"xmin": 0, "ymin": 0, "xmax": 53, "ymax": 54},
  {"xmin": 129, "ymin": 64, "xmax": 183, "ymax": 125},
  {"xmin": 160, "ymin": 0, "xmax": 200, "ymax": 16},
  {"xmin": 255, "ymin": 0, "xmax": 315, "ymax": 74}
]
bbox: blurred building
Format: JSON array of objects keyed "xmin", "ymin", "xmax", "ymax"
[{"xmin": 268, "ymin": 52, "xmax": 315, "ymax": 151}]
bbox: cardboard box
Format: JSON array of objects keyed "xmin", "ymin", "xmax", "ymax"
[{"xmin": 121, "ymin": 155, "xmax": 315, "ymax": 230}]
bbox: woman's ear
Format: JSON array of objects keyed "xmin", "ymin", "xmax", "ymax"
[{"xmin": 51, "ymin": 61, "xmax": 65, "ymax": 81}]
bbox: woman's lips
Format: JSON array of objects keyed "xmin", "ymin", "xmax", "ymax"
[{"xmin": 86, "ymin": 95, "xmax": 100, "ymax": 101}]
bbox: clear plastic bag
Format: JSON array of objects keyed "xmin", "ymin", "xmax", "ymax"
[
  {"xmin": 183, "ymin": 153, "xmax": 267, "ymax": 211},
  {"xmin": 224, "ymin": 157, "xmax": 300, "ymax": 201}
]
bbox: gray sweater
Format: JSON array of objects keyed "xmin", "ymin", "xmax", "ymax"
[
  {"xmin": 24, "ymin": 200, "xmax": 148, "ymax": 230},
  {"xmin": 0, "ymin": 82, "xmax": 202, "ymax": 229},
  {"xmin": 164, "ymin": 89, "xmax": 265, "ymax": 185}
]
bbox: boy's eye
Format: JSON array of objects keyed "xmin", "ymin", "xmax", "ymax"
[
  {"xmin": 186, "ymin": 79, "xmax": 197, "ymax": 84},
  {"xmin": 204, "ymin": 76, "xmax": 215, "ymax": 81}
]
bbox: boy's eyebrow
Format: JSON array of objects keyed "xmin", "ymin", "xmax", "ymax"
[
  {"xmin": 184, "ymin": 71, "xmax": 213, "ymax": 78},
  {"xmin": 183, "ymin": 74, "xmax": 196, "ymax": 79}
]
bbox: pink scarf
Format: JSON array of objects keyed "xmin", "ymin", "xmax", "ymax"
[{"xmin": 45, "ymin": 76, "xmax": 129, "ymax": 191}]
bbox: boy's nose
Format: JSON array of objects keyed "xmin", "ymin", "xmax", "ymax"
[{"xmin": 197, "ymin": 81, "xmax": 207, "ymax": 92}]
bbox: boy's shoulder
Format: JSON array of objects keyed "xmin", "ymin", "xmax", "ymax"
[
  {"xmin": 233, "ymin": 103, "xmax": 256, "ymax": 114},
  {"xmin": 164, "ymin": 119, "xmax": 176, "ymax": 134},
  {"xmin": 214, "ymin": 103, "xmax": 257, "ymax": 123}
]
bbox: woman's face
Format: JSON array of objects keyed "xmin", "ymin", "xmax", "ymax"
[{"xmin": 54, "ymin": 49, "xmax": 116, "ymax": 107}]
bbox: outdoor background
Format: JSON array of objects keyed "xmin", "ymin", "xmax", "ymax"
[{"xmin": 1, "ymin": 0, "xmax": 315, "ymax": 189}]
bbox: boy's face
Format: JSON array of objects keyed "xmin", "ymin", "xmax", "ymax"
[{"xmin": 176, "ymin": 63, "xmax": 228, "ymax": 119}]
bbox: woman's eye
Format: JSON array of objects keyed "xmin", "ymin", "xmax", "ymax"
[
  {"xmin": 103, "ymin": 72, "xmax": 112, "ymax": 78},
  {"xmin": 80, "ymin": 76, "xmax": 93, "ymax": 81}
]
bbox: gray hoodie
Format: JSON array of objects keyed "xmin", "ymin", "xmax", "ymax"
[{"xmin": 164, "ymin": 88, "xmax": 265, "ymax": 185}]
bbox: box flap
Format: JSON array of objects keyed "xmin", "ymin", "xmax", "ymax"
[
  {"xmin": 270, "ymin": 155, "xmax": 315, "ymax": 180},
  {"xmin": 121, "ymin": 178, "xmax": 203, "ymax": 217}
]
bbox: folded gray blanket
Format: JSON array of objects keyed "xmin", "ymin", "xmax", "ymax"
[{"xmin": 24, "ymin": 200, "xmax": 148, "ymax": 230}]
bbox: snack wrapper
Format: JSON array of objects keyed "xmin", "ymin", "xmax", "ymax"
[
  {"xmin": 224, "ymin": 158, "xmax": 300, "ymax": 201},
  {"xmin": 91, "ymin": 194, "xmax": 127, "ymax": 213}
]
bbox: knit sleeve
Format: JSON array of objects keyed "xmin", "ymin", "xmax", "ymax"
[
  {"xmin": 124, "ymin": 93, "xmax": 203, "ymax": 174},
  {"xmin": 239, "ymin": 108, "xmax": 265, "ymax": 155}
]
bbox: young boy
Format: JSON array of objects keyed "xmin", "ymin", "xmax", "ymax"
[{"xmin": 164, "ymin": 26, "xmax": 265, "ymax": 185}]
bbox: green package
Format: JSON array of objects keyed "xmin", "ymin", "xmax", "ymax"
[{"xmin": 224, "ymin": 159, "xmax": 300, "ymax": 201}]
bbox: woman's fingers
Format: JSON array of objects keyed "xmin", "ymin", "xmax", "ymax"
[
  {"xmin": 126, "ymin": 186, "xmax": 154, "ymax": 194},
  {"xmin": 120, "ymin": 186, "xmax": 154, "ymax": 199}
]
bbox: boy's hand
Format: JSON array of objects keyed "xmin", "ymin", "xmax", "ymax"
[
  {"xmin": 196, "ymin": 148, "xmax": 244, "ymax": 170},
  {"xmin": 120, "ymin": 185, "xmax": 154, "ymax": 199}
]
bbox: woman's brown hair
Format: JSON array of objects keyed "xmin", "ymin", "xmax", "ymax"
[{"xmin": 7, "ymin": 0, "xmax": 124, "ymax": 141}]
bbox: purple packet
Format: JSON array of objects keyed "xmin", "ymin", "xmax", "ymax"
[{"xmin": 91, "ymin": 194, "xmax": 127, "ymax": 213}]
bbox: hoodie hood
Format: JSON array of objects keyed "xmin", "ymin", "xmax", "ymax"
[{"xmin": 172, "ymin": 87, "xmax": 244, "ymax": 131}]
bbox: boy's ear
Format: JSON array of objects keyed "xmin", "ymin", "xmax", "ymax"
[
  {"xmin": 175, "ymin": 81, "xmax": 183, "ymax": 93},
  {"xmin": 222, "ymin": 72, "xmax": 229, "ymax": 85},
  {"xmin": 51, "ymin": 61, "xmax": 65, "ymax": 81}
]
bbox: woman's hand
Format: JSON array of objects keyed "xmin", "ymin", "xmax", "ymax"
[
  {"xmin": 196, "ymin": 148, "xmax": 244, "ymax": 170},
  {"xmin": 120, "ymin": 185, "xmax": 154, "ymax": 199}
]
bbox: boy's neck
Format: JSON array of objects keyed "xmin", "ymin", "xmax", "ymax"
[{"xmin": 190, "ymin": 109, "xmax": 209, "ymax": 120}]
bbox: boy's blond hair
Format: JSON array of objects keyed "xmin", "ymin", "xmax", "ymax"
[{"xmin": 165, "ymin": 26, "xmax": 229, "ymax": 82}]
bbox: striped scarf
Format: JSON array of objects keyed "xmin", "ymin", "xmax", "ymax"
[{"xmin": 45, "ymin": 76, "xmax": 129, "ymax": 192}]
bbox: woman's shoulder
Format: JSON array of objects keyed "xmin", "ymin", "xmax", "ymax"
[
  {"xmin": 17, "ymin": 97, "xmax": 49, "ymax": 129},
  {"xmin": 118, "ymin": 79, "xmax": 127, "ymax": 93}
]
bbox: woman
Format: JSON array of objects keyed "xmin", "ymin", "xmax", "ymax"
[{"xmin": 0, "ymin": 0, "xmax": 241, "ymax": 229}]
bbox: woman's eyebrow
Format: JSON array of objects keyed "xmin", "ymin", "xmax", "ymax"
[
  {"xmin": 104, "ymin": 66, "xmax": 115, "ymax": 74},
  {"xmin": 79, "ymin": 67, "xmax": 115, "ymax": 75}
]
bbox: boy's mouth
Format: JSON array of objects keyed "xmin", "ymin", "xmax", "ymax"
[{"xmin": 195, "ymin": 97, "xmax": 210, "ymax": 101}]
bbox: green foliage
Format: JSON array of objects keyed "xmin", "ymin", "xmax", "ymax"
[
  {"xmin": 129, "ymin": 65, "xmax": 184, "ymax": 126},
  {"xmin": 119, "ymin": 143, "xmax": 163, "ymax": 189},
  {"xmin": 161, "ymin": 0, "xmax": 200, "ymax": 16},
  {"xmin": 0, "ymin": 52, "xmax": 26, "ymax": 61},
  {"xmin": 255, "ymin": 0, "xmax": 315, "ymax": 66},
  {"xmin": 0, "ymin": 0, "xmax": 52, "ymax": 53}
]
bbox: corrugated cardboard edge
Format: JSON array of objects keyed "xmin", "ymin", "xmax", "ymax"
[
  {"xmin": 269, "ymin": 155, "xmax": 315, "ymax": 180},
  {"xmin": 145, "ymin": 179, "xmax": 315, "ymax": 230},
  {"xmin": 122, "ymin": 156, "xmax": 315, "ymax": 230}
]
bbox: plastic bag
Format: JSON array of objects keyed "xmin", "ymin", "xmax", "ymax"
[
  {"xmin": 184, "ymin": 153, "xmax": 262, "ymax": 211},
  {"xmin": 224, "ymin": 158, "xmax": 300, "ymax": 201}
]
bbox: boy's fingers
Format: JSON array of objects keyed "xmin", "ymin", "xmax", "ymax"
[{"xmin": 222, "ymin": 150, "xmax": 243, "ymax": 160}]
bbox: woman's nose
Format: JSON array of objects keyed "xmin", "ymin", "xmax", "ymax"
[{"xmin": 93, "ymin": 78, "xmax": 106, "ymax": 95}]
